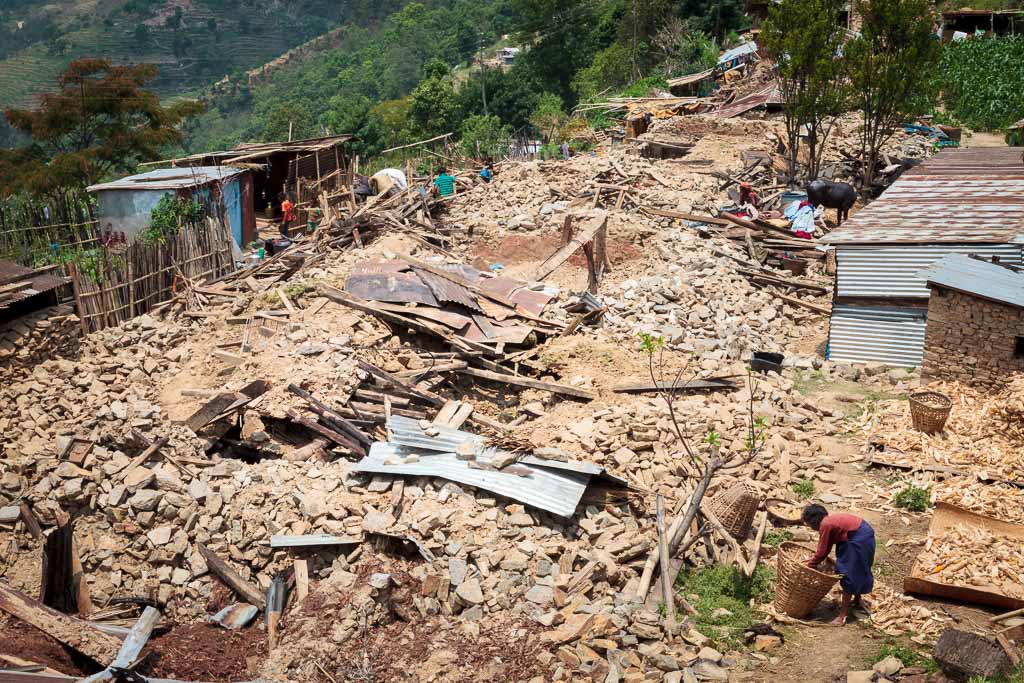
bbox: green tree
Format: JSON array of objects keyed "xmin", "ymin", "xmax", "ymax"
[
  {"xmin": 259, "ymin": 101, "xmax": 316, "ymax": 142},
  {"xmin": 133, "ymin": 24, "xmax": 150, "ymax": 46},
  {"xmin": 459, "ymin": 114, "xmax": 512, "ymax": 159},
  {"xmin": 844, "ymin": 0, "xmax": 940, "ymax": 190},
  {"xmin": 762, "ymin": 0, "xmax": 848, "ymax": 180},
  {"xmin": 529, "ymin": 92, "xmax": 565, "ymax": 141},
  {"xmin": 652, "ymin": 18, "xmax": 718, "ymax": 77},
  {"xmin": 408, "ymin": 60, "xmax": 461, "ymax": 138},
  {"xmin": 1, "ymin": 59, "xmax": 202, "ymax": 196},
  {"xmin": 678, "ymin": 0, "xmax": 747, "ymax": 42}
]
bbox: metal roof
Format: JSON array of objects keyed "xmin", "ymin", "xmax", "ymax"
[
  {"xmin": 718, "ymin": 42, "xmax": 758, "ymax": 64},
  {"xmin": 0, "ymin": 261, "xmax": 68, "ymax": 311},
  {"xmin": 919, "ymin": 254, "xmax": 1024, "ymax": 309},
  {"xmin": 667, "ymin": 68, "xmax": 715, "ymax": 88},
  {"xmin": 821, "ymin": 147, "xmax": 1024, "ymax": 245},
  {"xmin": 358, "ymin": 442, "xmax": 589, "ymax": 517},
  {"xmin": 827, "ymin": 305, "xmax": 927, "ymax": 367},
  {"xmin": 87, "ymin": 166, "xmax": 246, "ymax": 192},
  {"xmin": 714, "ymin": 80, "xmax": 783, "ymax": 119}
]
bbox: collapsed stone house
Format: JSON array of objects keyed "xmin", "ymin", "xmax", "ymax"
[{"xmin": 919, "ymin": 253, "xmax": 1024, "ymax": 388}]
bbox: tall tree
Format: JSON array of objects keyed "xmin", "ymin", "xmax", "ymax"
[
  {"xmin": 678, "ymin": 0, "xmax": 747, "ymax": 42},
  {"xmin": 762, "ymin": 0, "xmax": 848, "ymax": 180},
  {"xmin": 844, "ymin": 0, "xmax": 940, "ymax": 191},
  {"xmin": 408, "ymin": 60, "xmax": 462, "ymax": 138},
  {"xmin": 1, "ymin": 60, "xmax": 202, "ymax": 196}
]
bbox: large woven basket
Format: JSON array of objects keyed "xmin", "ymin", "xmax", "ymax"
[
  {"xmin": 774, "ymin": 542, "xmax": 840, "ymax": 619},
  {"xmin": 909, "ymin": 391, "xmax": 952, "ymax": 434},
  {"xmin": 707, "ymin": 482, "xmax": 760, "ymax": 539}
]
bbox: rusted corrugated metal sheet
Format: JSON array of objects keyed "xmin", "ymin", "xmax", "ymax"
[
  {"xmin": 714, "ymin": 80, "xmax": 782, "ymax": 119},
  {"xmin": 344, "ymin": 272, "xmax": 439, "ymax": 306},
  {"xmin": 822, "ymin": 147, "xmax": 1024, "ymax": 245},
  {"xmin": 0, "ymin": 261, "xmax": 68, "ymax": 311},
  {"xmin": 412, "ymin": 268, "xmax": 482, "ymax": 312}
]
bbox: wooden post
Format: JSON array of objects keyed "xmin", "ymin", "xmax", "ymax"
[
  {"xmin": 656, "ymin": 494, "xmax": 677, "ymax": 633},
  {"xmin": 197, "ymin": 543, "xmax": 266, "ymax": 609}
]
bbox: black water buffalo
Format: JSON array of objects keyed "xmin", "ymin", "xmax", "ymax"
[{"xmin": 806, "ymin": 179, "xmax": 857, "ymax": 225}]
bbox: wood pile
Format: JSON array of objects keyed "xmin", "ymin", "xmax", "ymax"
[
  {"xmin": 858, "ymin": 379, "xmax": 1024, "ymax": 484},
  {"xmin": 932, "ymin": 479, "xmax": 1024, "ymax": 525},
  {"xmin": 918, "ymin": 524, "xmax": 1024, "ymax": 600},
  {"xmin": 864, "ymin": 584, "xmax": 948, "ymax": 644}
]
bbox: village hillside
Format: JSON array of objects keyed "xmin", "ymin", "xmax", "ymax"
[{"xmin": 1, "ymin": 1, "xmax": 1024, "ymax": 682}]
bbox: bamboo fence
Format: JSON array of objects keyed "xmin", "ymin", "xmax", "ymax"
[
  {"xmin": 68, "ymin": 217, "xmax": 236, "ymax": 334},
  {"xmin": 0, "ymin": 191, "xmax": 97, "ymax": 266}
]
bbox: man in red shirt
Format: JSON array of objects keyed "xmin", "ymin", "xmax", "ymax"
[
  {"xmin": 803, "ymin": 504, "xmax": 876, "ymax": 625},
  {"xmin": 280, "ymin": 194, "xmax": 295, "ymax": 238}
]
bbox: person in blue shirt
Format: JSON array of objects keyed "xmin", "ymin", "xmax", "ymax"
[{"xmin": 480, "ymin": 163, "xmax": 494, "ymax": 183}]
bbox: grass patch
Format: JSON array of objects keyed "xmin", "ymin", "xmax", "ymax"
[
  {"xmin": 791, "ymin": 479, "xmax": 815, "ymax": 500},
  {"xmin": 676, "ymin": 564, "xmax": 775, "ymax": 649},
  {"xmin": 793, "ymin": 369, "xmax": 828, "ymax": 396},
  {"xmin": 871, "ymin": 641, "xmax": 925, "ymax": 668},
  {"xmin": 892, "ymin": 484, "xmax": 931, "ymax": 512},
  {"xmin": 763, "ymin": 529, "xmax": 793, "ymax": 547},
  {"xmin": 968, "ymin": 670, "xmax": 1024, "ymax": 683}
]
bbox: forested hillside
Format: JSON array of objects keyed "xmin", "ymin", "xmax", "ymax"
[
  {"xmin": 0, "ymin": 0, "xmax": 356, "ymax": 109},
  {"xmin": 182, "ymin": 0, "xmax": 749, "ymax": 158}
]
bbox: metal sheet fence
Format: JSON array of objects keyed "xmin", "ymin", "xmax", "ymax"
[{"xmin": 68, "ymin": 217, "xmax": 236, "ymax": 334}]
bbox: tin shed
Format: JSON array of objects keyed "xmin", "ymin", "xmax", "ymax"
[
  {"xmin": 87, "ymin": 166, "xmax": 256, "ymax": 249},
  {"xmin": 821, "ymin": 147, "xmax": 1024, "ymax": 367}
]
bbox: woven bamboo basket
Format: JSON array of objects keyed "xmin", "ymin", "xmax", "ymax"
[
  {"xmin": 774, "ymin": 542, "xmax": 840, "ymax": 619},
  {"xmin": 909, "ymin": 391, "xmax": 952, "ymax": 434},
  {"xmin": 707, "ymin": 482, "xmax": 760, "ymax": 539}
]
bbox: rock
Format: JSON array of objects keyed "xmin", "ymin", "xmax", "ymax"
[
  {"xmin": 448, "ymin": 558, "xmax": 468, "ymax": 586},
  {"xmin": 872, "ymin": 656, "xmax": 903, "ymax": 677},
  {"xmin": 508, "ymin": 513, "xmax": 534, "ymax": 526},
  {"xmin": 819, "ymin": 492, "xmax": 842, "ymax": 504},
  {"xmin": 846, "ymin": 672, "xmax": 874, "ymax": 683},
  {"xmin": 146, "ymin": 526, "xmax": 173, "ymax": 546},
  {"xmin": 524, "ymin": 585, "xmax": 554, "ymax": 605},
  {"xmin": 754, "ymin": 635, "xmax": 783, "ymax": 652},
  {"xmin": 692, "ymin": 660, "xmax": 728, "ymax": 681},
  {"xmin": 123, "ymin": 467, "xmax": 155, "ymax": 491},
  {"xmin": 128, "ymin": 490, "xmax": 163, "ymax": 512},
  {"xmin": 456, "ymin": 578, "xmax": 483, "ymax": 605},
  {"xmin": 696, "ymin": 647, "xmax": 722, "ymax": 663}
]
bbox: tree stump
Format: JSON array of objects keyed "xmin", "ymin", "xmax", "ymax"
[{"xmin": 934, "ymin": 629, "xmax": 1013, "ymax": 681}]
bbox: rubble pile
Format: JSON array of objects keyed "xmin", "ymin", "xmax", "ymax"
[{"xmin": 0, "ymin": 304, "xmax": 81, "ymax": 370}]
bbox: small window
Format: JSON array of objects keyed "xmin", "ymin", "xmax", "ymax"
[{"xmin": 1016, "ymin": 337, "xmax": 1024, "ymax": 358}]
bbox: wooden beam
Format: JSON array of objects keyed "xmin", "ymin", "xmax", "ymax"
[
  {"xmin": 0, "ymin": 583, "xmax": 122, "ymax": 663},
  {"xmin": 196, "ymin": 543, "xmax": 266, "ymax": 609},
  {"xmin": 456, "ymin": 366, "xmax": 595, "ymax": 401}
]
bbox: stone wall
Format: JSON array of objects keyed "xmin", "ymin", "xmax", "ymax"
[
  {"xmin": 0, "ymin": 305, "xmax": 82, "ymax": 370},
  {"xmin": 922, "ymin": 287, "xmax": 1024, "ymax": 388}
]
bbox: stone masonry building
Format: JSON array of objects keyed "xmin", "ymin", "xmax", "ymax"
[{"xmin": 920, "ymin": 254, "xmax": 1024, "ymax": 388}]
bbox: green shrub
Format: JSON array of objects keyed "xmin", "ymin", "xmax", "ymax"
[
  {"xmin": 791, "ymin": 479, "xmax": 815, "ymax": 500},
  {"xmin": 763, "ymin": 530, "xmax": 793, "ymax": 547},
  {"xmin": 893, "ymin": 484, "xmax": 931, "ymax": 512},
  {"xmin": 676, "ymin": 564, "xmax": 775, "ymax": 648}
]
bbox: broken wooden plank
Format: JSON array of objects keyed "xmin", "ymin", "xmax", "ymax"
[
  {"xmin": 294, "ymin": 560, "xmax": 309, "ymax": 604},
  {"xmin": 286, "ymin": 384, "xmax": 372, "ymax": 448},
  {"xmin": 357, "ymin": 359, "xmax": 445, "ymax": 407},
  {"xmin": 80, "ymin": 606, "xmax": 161, "ymax": 683},
  {"xmin": 611, "ymin": 379, "xmax": 738, "ymax": 394},
  {"xmin": 19, "ymin": 503, "xmax": 43, "ymax": 539},
  {"xmin": 196, "ymin": 544, "xmax": 266, "ymax": 609},
  {"xmin": 0, "ymin": 583, "xmax": 122, "ymax": 663},
  {"xmin": 287, "ymin": 410, "xmax": 367, "ymax": 457},
  {"xmin": 456, "ymin": 366, "xmax": 595, "ymax": 401},
  {"xmin": 530, "ymin": 211, "xmax": 608, "ymax": 282},
  {"xmin": 119, "ymin": 437, "xmax": 170, "ymax": 480}
]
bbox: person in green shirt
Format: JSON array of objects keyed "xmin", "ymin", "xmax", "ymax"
[{"xmin": 433, "ymin": 168, "xmax": 456, "ymax": 197}]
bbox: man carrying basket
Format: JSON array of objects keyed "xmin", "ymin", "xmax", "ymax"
[{"xmin": 802, "ymin": 504, "xmax": 876, "ymax": 625}]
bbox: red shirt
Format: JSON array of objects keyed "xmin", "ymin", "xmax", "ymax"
[
  {"xmin": 282, "ymin": 199, "xmax": 294, "ymax": 222},
  {"xmin": 809, "ymin": 513, "xmax": 862, "ymax": 566}
]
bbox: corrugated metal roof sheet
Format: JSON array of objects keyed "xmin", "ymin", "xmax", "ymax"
[
  {"xmin": 827, "ymin": 305, "xmax": 927, "ymax": 367},
  {"xmin": 714, "ymin": 80, "xmax": 782, "ymax": 119},
  {"xmin": 358, "ymin": 442, "xmax": 588, "ymax": 517},
  {"xmin": 0, "ymin": 261, "xmax": 68, "ymax": 311},
  {"xmin": 919, "ymin": 254, "xmax": 1024, "ymax": 309},
  {"xmin": 412, "ymin": 267, "xmax": 482, "ymax": 312},
  {"xmin": 822, "ymin": 147, "xmax": 1024, "ymax": 245},
  {"xmin": 667, "ymin": 68, "xmax": 715, "ymax": 88},
  {"xmin": 836, "ymin": 244, "xmax": 1022, "ymax": 298},
  {"xmin": 718, "ymin": 42, "xmax": 758, "ymax": 64},
  {"xmin": 87, "ymin": 166, "xmax": 246, "ymax": 192}
]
